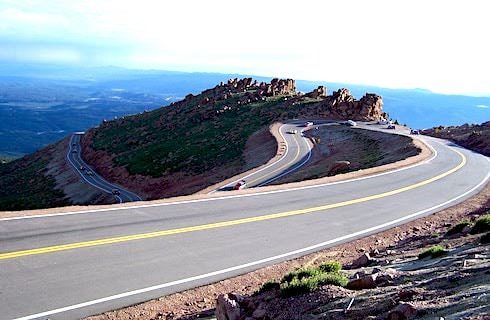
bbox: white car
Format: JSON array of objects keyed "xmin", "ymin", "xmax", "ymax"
[
  {"xmin": 304, "ymin": 121, "xmax": 314, "ymax": 127},
  {"xmin": 233, "ymin": 180, "xmax": 247, "ymax": 190},
  {"xmin": 288, "ymin": 129, "xmax": 298, "ymax": 134},
  {"xmin": 346, "ymin": 120, "xmax": 357, "ymax": 126}
]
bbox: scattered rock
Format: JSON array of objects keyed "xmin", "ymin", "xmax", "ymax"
[
  {"xmin": 347, "ymin": 274, "xmax": 377, "ymax": 290},
  {"xmin": 398, "ymin": 289, "xmax": 417, "ymax": 301},
  {"xmin": 328, "ymin": 161, "xmax": 351, "ymax": 176},
  {"xmin": 215, "ymin": 294, "xmax": 241, "ymax": 320},
  {"xmin": 387, "ymin": 303, "xmax": 417, "ymax": 320},
  {"xmin": 252, "ymin": 307, "xmax": 267, "ymax": 319},
  {"xmin": 351, "ymin": 252, "xmax": 375, "ymax": 268}
]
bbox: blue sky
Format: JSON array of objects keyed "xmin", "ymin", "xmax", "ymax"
[{"xmin": 0, "ymin": 0, "xmax": 489, "ymax": 96}]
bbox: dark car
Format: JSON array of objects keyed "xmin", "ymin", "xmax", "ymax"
[
  {"xmin": 112, "ymin": 189, "xmax": 121, "ymax": 195},
  {"xmin": 387, "ymin": 125, "xmax": 396, "ymax": 129}
]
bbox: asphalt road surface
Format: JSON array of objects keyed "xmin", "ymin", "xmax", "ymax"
[
  {"xmin": 67, "ymin": 134, "xmax": 142, "ymax": 203},
  {"xmin": 214, "ymin": 122, "xmax": 313, "ymax": 191},
  {"xmin": 0, "ymin": 131, "xmax": 489, "ymax": 319}
]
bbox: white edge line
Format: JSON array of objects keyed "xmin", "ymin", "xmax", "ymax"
[
  {"xmin": 67, "ymin": 136, "xmax": 123, "ymax": 204},
  {"xmin": 13, "ymin": 170, "xmax": 490, "ymax": 320},
  {"xmin": 71, "ymin": 135, "xmax": 142, "ymax": 202},
  {"xmin": 210, "ymin": 123, "xmax": 291, "ymax": 192},
  {"xmin": 257, "ymin": 128, "xmax": 312, "ymax": 187},
  {"xmin": 0, "ymin": 138, "xmax": 439, "ymax": 222}
]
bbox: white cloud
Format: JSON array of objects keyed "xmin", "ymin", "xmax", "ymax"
[
  {"xmin": 476, "ymin": 105, "xmax": 489, "ymax": 109},
  {"xmin": 0, "ymin": 0, "xmax": 489, "ymax": 96}
]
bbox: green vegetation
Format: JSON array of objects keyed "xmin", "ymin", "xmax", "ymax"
[
  {"xmin": 318, "ymin": 261, "xmax": 342, "ymax": 273},
  {"xmin": 445, "ymin": 220, "xmax": 471, "ymax": 236},
  {"xmin": 418, "ymin": 245, "xmax": 447, "ymax": 259},
  {"xmin": 258, "ymin": 280, "xmax": 280, "ymax": 293},
  {"xmin": 90, "ymin": 94, "xmax": 303, "ymax": 177},
  {"xmin": 480, "ymin": 232, "xmax": 490, "ymax": 244},
  {"xmin": 0, "ymin": 152, "xmax": 69, "ymax": 211},
  {"xmin": 470, "ymin": 214, "xmax": 490, "ymax": 234},
  {"xmin": 269, "ymin": 261, "xmax": 348, "ymax": 297}
]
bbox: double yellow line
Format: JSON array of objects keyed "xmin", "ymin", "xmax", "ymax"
[{"xmin": 0, "ymin": 148, "xmax": 466, "ymax": 261}]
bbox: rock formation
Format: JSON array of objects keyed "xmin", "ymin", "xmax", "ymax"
[{"xmin": 306, "ymin": 85, "xmax": 327, "ymax": 99}]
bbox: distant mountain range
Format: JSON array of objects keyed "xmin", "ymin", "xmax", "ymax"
[{"xmin": 0, "ymin": 63, "xmax": 488, "ymax": 157}]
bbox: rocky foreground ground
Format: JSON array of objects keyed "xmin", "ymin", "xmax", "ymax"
[{"xmin": 86, "ymin": 185, "xmax": 489, "ymax": 320}]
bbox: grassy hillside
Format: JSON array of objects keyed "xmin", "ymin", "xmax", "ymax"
[
  {"xmin": 0, "ymin": 146, "xmax": 69, "ymax": 211},
  {"xmin": 82, "ymin": 78, "xmax": 386, "ymax": 199},
  {"xmin": 89, "ymin": 95, "xmax": 289, "ymax": 177}
]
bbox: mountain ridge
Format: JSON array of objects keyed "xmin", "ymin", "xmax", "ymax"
[{"xmin": 80, "ymin": 77, "xmax": 386, "ymax": 200}]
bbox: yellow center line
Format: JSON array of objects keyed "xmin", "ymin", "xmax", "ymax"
[
  {"xmin": 248, "ymin": 131, "xmax": 301, "ymax": 185},
  {"xmin": 0, "ymin": 148, "xmax": 466, "ymax": 261}
]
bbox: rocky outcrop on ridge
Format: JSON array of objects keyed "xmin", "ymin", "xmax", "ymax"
[
  {"xmin": 81, "ymin": 77, "xmax": 388, "ymax": 200},
  {"xmin": 423, "ymin": 121, "xmax": 490, "ymax": 156}
]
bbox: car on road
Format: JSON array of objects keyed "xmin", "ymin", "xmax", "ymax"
[
  {"xmin": 233, "ymin": 180, "xmax": 247, "ymax": 190},
  {"xmin": 304, "ymin": 121, "xmax": 314, "ymax": 127},
  {"xmin": 410, "ymin": 129, "xmax": 420, "ymax": 135},
  {"xmin": 112, "ymin": 189, "xmax": 121, "ymax": 195},
  {"xmin": 387, "ymin": 124, "xmax": 396, "ymax": 129},
  {"xmin": 86, "ymin": 171, "xmax": 94, "ymax": 176},
  {"xmin": 287, "ymin": 129, "xmax": 298, "ymax": 134},
  {"xmin": 79, "ymin": 165, "xmax": 85, "ymax": 170},
  {"xmin": 346, "ymin": 120, "xmax": 357, "ymax": 126},
  {"xmin": 377, "ymin": 119, "xmax": 389, "ymax": 125}
]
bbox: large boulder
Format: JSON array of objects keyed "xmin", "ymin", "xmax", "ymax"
[
  {"xmin": 328, "ymin": 160, "xmax": 350, "ymax": 175},
  {"xmin": 387, "ymin": 303, "xmax": 418, "ymax": 320},
  {"xmin": 346, "ymin": 274, "xmax": 377, "ymax": 290},
  {"xmin": 215, "ymin": 294, "xmax": 241, "ymax": 320}
]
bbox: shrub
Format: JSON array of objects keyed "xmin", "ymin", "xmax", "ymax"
[
  {"xmin": 480, "ymin": 232, "xmax": 490, "ymax": 244},
  {"xmin": 316, "ymin": 272, "xmax": 349, "ymax": 287},
  {"xmin": 278, "ymin": 261, "xmax": 347, "ymax": 297},
  {"xmin": 318, "ymin": 261, "xmax": 342, "ymax": 273},
  {"xmin": 280, "ymin": 277, "xmax": 317, "ymax": 297},
  {"xmin": 418, "ymin": 245, "xmax": 447, "ymax": 259},
  {"xmin": 470, "ymin": 214, "xmax": 490, "ymax": 234},
  {"xmin": 258, "ymin": 281, "xmax": 280, "ymax": 293},
  {"xmin": 445, "ymin": 221, "xmax": 471, "ymax": 236}
]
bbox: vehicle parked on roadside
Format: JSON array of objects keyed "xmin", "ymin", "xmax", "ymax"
[
  {"xmin": 387, "ymin": 124, "xmax": 396, "ymax": 129},
  {"xmin": 346, "ymin": 120, "xmax": 357, "ymax": 126},
  {"xmin": 233, "ymin": 180, "xmax": 247, "ymax": 190},
  {"xmin": 410, "ymin": 129, "xmax": 420, "ymax": 135}
]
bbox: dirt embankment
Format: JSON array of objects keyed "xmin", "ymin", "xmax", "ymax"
[
  {"xmin": 273, "ymin": 125, "xmax": 421, "ymax": 185},
  {"xmin": 85, "ymin": 184, "xmax": 489, "ymax": 320},
  {"xmin": 81, "ymin": 124, "xmax": 278, "ymax": 200}
]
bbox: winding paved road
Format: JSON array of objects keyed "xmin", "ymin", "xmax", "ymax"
[
  {"xmin": 67, "ymin": 134, "xmax": 142, "ymax": 203},
  {"xmin": 214, "ymin": 122, "xmax": 313, "ymax": 191},
  {"xmin": 0, "ymin": 131, "xmax": 489, "ymax": 319}
]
